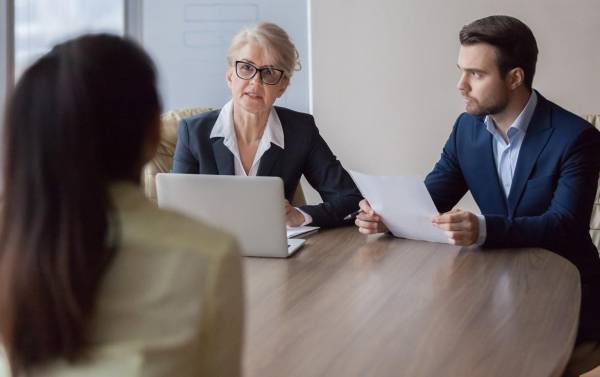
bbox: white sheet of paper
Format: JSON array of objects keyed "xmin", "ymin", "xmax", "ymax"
[
  {"xmin": 349, "ymin": 170, "xmax": 449, "ymax": 244},
  {"xmin": 286, "ymin": 225, "xmax": 319, "ymax": 239}
]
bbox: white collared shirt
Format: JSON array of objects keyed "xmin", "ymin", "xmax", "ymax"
[
  {"xmin": 210, "ymin": 100, "xmax": 312, "ymax": 225},
  {"xmin": 210, "ymin": 100, "xmax": 285, "ymax": 176}
]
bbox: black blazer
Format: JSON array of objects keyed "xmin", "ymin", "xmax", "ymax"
[{"xmin": 172, "ymin": 106, "xmax": 362, "ymax": 228}]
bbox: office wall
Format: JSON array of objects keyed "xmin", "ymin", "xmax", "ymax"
[{"xmin": 302, "ymin": 0, "xmax": 600, "ymax": 209}]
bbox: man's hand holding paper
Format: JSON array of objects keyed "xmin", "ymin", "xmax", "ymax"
[
  {"xmin": 431, "ymin": 209, "xmax": 480, "ymax": 246},
  {"xmin": 350, "ymin": 171, "xmax": 479, "ymax": 245}
]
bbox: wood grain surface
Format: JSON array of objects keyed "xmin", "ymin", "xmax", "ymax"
[{"xmin": 243, "ymin": 227, "xmax": 580, "ymax": 377}]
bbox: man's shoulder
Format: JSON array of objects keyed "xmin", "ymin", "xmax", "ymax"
[
  {"xmin": 529, "ymin": 94, "xmax": 600, "ymax": 154},
  {"xmin": 542, "ymin": 96, "xmax": 594, "ymax": 134}
]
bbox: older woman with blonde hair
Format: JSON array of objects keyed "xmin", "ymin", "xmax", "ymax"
[{"xmin": 173, "ymin": 22, "xmax": 362, "ymax": 228}]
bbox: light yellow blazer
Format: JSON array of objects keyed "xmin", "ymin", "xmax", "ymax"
[{"xmin": 0, "ymin": 182, "xmax": 244, "ymax": 377}]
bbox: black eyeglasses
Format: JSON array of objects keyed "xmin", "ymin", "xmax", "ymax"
[{"xmin": 234, "ymin": 61, "xmax": 285, "ymax": 85}]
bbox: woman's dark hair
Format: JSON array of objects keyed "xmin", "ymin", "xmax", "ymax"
[
  {"xmin": 459, "ymin": 15, "xmax": 538, "ymax": 91},
  {"xmin": 0, "ymin": 34, "xmax": 161, "ymax": 374}
]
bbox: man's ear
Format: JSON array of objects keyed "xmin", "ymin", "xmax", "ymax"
[{"xmin": 507, "ymin": 67, "xmax": 525, "ymax": 90}]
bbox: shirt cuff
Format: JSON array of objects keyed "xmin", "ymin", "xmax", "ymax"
[
  {"xmin": 475, "ymin": 214, "xmax": 487, "ymax": 246},
  {"xmin": 296, "ymin": 207, "xmax": 313, "ymax": 226}
]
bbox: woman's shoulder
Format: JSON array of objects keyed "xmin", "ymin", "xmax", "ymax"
[
  {"xmin": 274, "ymin": 106, "xmax": 315, "ymax": 123},
  {"xmin": 0, "ymin": 348, "xmax": 8, "ymax": 377},
  {"xmin": 112, "ymin": 184, "xmax": 239, "ymax": 263},
  {"xmin": 274, "ymin": 106, "xmax": 317, "ymax": 137},
  {"xmin": 132, "ymin": 204, "xmax": 237, "ymax": 262}
]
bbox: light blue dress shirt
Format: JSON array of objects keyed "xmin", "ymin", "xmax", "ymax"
[{"xmin": 475, "ymin": 91, "xmax": 538, "ymax": 245}]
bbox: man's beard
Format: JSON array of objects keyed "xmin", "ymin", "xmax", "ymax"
[{"xmin": 466, "ymin": 94, "xmax": 509, "ymax": 116}]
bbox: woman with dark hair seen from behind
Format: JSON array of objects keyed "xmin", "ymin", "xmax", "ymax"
[{"xmin": 0, "ymin": 34, "xmax": 243, "ymax": 376}]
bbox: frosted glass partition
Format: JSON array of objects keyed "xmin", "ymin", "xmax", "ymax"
[
  {"xmin": 14, "ymin": 0, "xmax": 124, "ymax": 78},
  {"xmin": 142, "ymin": 0, "xmax": 311, "ymax": 113}
]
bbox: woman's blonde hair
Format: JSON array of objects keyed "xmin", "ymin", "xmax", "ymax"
[{"xmin": 227, "ymin": 22, "xmax": 301, "ymax": 78}]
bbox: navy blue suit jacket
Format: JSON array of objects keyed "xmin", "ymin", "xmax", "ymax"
[
  {"xmin": 172, "ymin": 106, "xmax": 362, "ymax": 228},
  {"xmin": 425, "ymin": 92, "xmax": 600, "ymax": 340}
]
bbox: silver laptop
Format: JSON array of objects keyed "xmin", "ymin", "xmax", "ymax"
[{"xmin": 155, "ymin": 173, "xmax": 305, "ymax": 257}]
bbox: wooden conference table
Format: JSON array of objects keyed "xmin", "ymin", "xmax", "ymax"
[{"xmin": 242, "ymin": 227, "xmax": 580, "ymax": 377}]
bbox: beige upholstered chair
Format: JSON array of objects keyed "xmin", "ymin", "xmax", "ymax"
[
  {"xmin": 143, "ymin": 107, "xmax": 306, "ymax": 206},
  {"xmin": 143, "ymin": 107, "xmax": 213, "ymax": 202},
  {"xmin": 585, "ymin": 114, "xmax": 600, "ymax": 251}
]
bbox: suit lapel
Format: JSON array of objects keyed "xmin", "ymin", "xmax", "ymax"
[
  {"xmin": 211, "ymin": 138, "xmax": 234, "ymax": 175},
  {"xmin": 474, "ymin": 119, "xmax": 509, "ymax": 214},
  {"xmin": 506, "ymin": 97, "xmax": 553, "ymax": 216},
  {"xmin": 257, "ymin": 144, "xmax": 283, "ymax": 176}
]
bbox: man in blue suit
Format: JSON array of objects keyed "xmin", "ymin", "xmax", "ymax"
[{"xmin": 356, "ymin": 15, "xmax": 600, "ymax": 375}]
